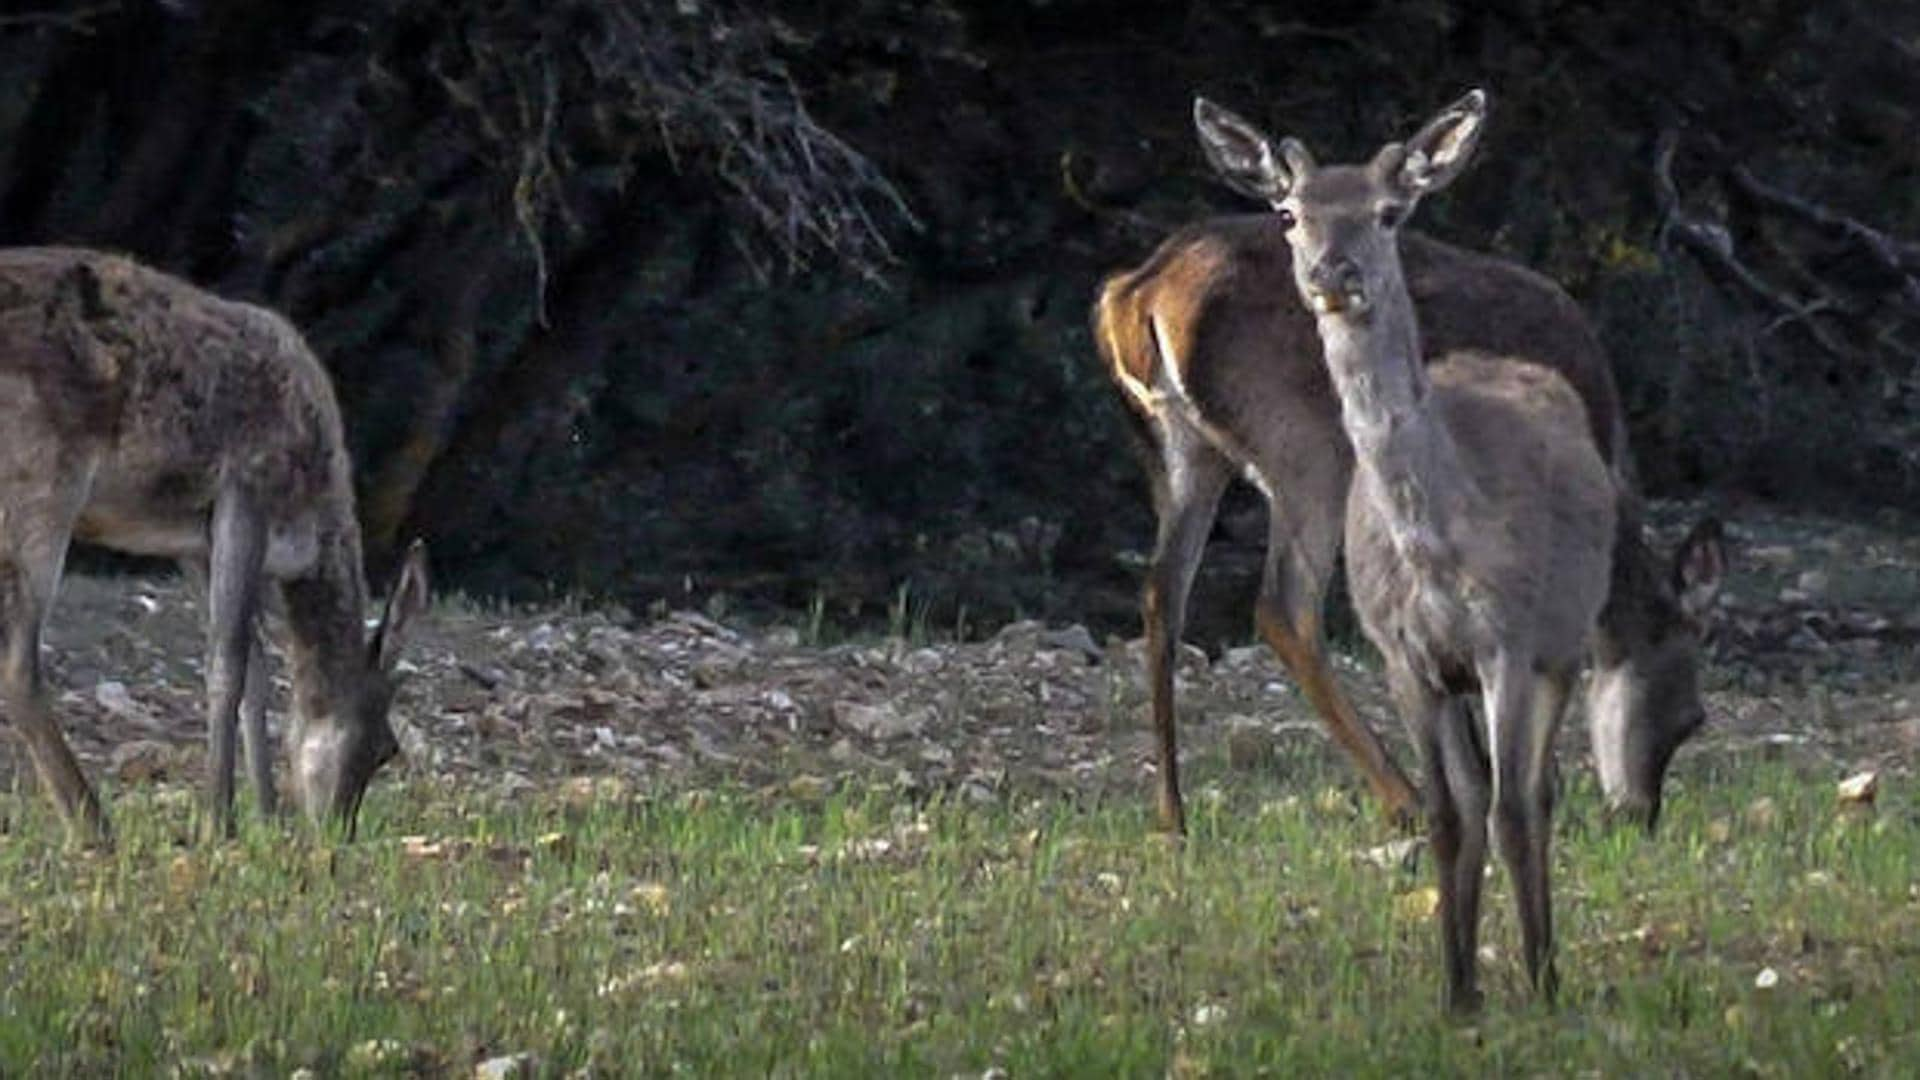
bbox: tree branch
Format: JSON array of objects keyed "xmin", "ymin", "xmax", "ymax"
[
  {"xmin": 1728, "ymin": 165, "xmax": 1920, "ymax": 307},
  {"xmin": 0, "ymin": 5, "xmax": 119, "ymax": 35},
  {"xmin": 1653, "ymin": 129, "xmax": 1857, "ymax": 360}
]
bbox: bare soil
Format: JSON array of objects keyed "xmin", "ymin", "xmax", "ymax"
[{"xmin": 4, "ymin": 500, "xmax": 1916, "ymax": 817}]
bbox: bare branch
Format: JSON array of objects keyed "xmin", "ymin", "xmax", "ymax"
[
  {"xmin": 1728, "ymin": 165, "xmax": 1920, "ymax": 308},
  {"xmin": 1653, "ymin": 129, "xmax": 1857, "ymax": 359},
  {"xmin": 510, "ymin": 57, "xmax": 560, "ymax": 324},
  {"xmin": 1058, "ymin": 149, "xmax": 1168, "ymax": 242},
  {"xmin": 0, "ymin": 3, "xmax": 119, "ymax": 34},
  {"xmin": 596, "ymin": 3, "xmax": 920, "ymax": 281}
]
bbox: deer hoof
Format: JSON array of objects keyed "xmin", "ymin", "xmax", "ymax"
[{"xmin": 1445, "ymin": 986, "xmax": 1485, "ymax": 1018}]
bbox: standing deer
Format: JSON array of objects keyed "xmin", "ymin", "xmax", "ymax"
[
  {"xmin": 0, "ymin": 247, "xmax": 429, "ymax": 843},
  {"xmin": 1195, "ymin": 87, "xmax": 1624, "ymax": 1009},
  {"xmin": 1095, "ymin": 107, "xmax": 1723, "ymax": 836}
]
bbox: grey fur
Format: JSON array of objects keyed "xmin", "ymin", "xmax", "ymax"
[{"xmin": 0, "ymin": 247, "xmax": 428, "ymax": 843}]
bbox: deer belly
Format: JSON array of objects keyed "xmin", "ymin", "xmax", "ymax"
[
  {"xmin": 73, "ymin": 462, "xmax": 215, "ymax": 557},
  {"xmin": 71, "ymin": 506, "xmax": 207, "ymax": 559},
  {"xmin": 72, "ymin": 499, "xmax": 320, "ymax": 576},
  {"xmin": 261, "ymin": 522, "xmax": 320, "ymax": 577}
]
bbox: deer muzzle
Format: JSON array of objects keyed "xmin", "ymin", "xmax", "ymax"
[{"xmin": 1305, "ymin": 257, "xmax": 1368, "ymax": 316}]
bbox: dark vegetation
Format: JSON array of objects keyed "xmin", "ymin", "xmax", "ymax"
[{"xmin": 1, "ymin": 0, "xmax": 1915, "ymax": 635}]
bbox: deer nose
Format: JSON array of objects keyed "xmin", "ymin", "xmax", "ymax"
[{"xmin": 1305, "ymin": 257, "xmax": 1368, "ymax": 315}]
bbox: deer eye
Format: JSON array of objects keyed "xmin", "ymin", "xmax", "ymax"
[
  {"xmin": 1378, "ymin": 203, "xmax": 1407, "ymax": 229},
  {"xmin": 1274, "ymin": 206, "xmax": 1297, "ymax": 231}
]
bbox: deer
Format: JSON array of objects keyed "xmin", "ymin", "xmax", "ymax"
[
  {"xmin": 1189, "ymin": 86, "xmax": 1650, "ymax": 1009},
  {"xmin": 1094, "ymin": 103, "xmax": 1724, "ymax": 839},
  {"xmin": 0, "ymin": 246, "xmax": 429, "ymax": 844}
]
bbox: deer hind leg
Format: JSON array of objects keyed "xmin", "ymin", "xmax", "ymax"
[
  {"xmin": 1486, "ymin": 659, "xmax": 1569, "ymax": 1002},
  {"xmin": 203, "ymin": 488, "xmax": 267, "ymax": 840},
  {"xmin": 1253, "ymin": 506, "xmax": 1420, "ymax": 827},
  {"xmin": 1, "ymin": 536, "xmax": 109, "ymax": 845},
  {"xmin": 1141, "ymin": 422, "xmax": 1231, "ymax": 835}
]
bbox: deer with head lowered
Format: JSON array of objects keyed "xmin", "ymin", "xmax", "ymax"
[
  {"xmin": 1194, "ymin": 87, "xmax": 1652, "ymax": 1009},
  {"xmin": 0, "ymin": 247, "xmax": 429, "ymax": 843},
  {"xmin": 1095, "ymin": 101, "xmax": 1724, "ymax": 838}
]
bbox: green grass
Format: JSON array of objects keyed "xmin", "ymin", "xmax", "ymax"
[{"xmin": 0, "ymin": 758, "xmax": 1915, "ymax": 1076}]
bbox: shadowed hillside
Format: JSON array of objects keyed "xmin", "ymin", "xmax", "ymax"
[{"xmin": 1, "ymin": 0, "xmax": 1914, "ymax": 638}]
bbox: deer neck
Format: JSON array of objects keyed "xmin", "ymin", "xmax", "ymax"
[
  {"xmin": 280, "ymin": 511, "xmax": 370, "ymax": 728},
  {"xmin": 1315, "ymin": 277, "xmax": 1470, "ymax": 560}
]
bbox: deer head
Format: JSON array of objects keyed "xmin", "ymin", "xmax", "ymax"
[
  {"xmin": 1195, "ymin": 90, "xmax": 1488, "ymax": 323},
  {"xmin": 1587, "ymin": 519, "xmax": 1725, "ymax": 829},
  {"xmin": 291, "ymin": 541, "xmax": 430, "ymax": 835}
]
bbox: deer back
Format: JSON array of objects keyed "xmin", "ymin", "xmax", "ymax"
[
  {"xmin": 0, "ymin": 247, "xmax": 355, "ymax": 562},
  {"xmin": 1097, "ymin": 219, "xmax": 1624, "ymax": 478}
]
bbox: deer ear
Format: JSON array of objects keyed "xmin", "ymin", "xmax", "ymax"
[
  {"xmin": 1193, "ymin": 96, "xmax": 1309, "ymax": 205},
  {"xmin": 372, "ymin": 540, "xmax": 430, "ymax": 675},
  {"xmin": 1671, "ymin": 517, "xmax": 1726, "ymax": 622},
  {"xmin": 1391, "ymin": 88, "xmax": 1488, "ymax": 199}
]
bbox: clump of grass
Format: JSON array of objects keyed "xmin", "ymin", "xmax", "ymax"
[
  {"xmin": 802, "ymin": 589, "xmax": 834, "ymax": 647},
  {"xmin": 0, "ymin": 759, "xmax": 1913, "ymax": 1074},
  {"xmin": 885, "ymin": 581, "xmax": 946, "ymax": 646}
]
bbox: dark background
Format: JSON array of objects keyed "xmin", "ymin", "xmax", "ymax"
[{"xmin": 3, "ymin": 0, "xmax": 1915, "ymax": 638}]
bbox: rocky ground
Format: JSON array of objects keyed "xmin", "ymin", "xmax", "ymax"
[{"xmin": 2, "ymin": 501, "xmax": 1916, "ymax": 820}]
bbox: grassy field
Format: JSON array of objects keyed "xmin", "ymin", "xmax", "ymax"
[{"xmin": 1, "ymin": 748, "xmax": 1914, "ymax": 1077}]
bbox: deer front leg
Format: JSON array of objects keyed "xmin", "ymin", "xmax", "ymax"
[
  {"xmin": 204, "ymin": 490, "xmax": 267, "ymax": 840},
  {"xmin": 240, "ymin": 628, "xmax": 275, "ymax": 816},
  {"xmin": 2, "ymin": 551, "xmax": 110, "ymax": 845},
  {"xmin": 185, "ymin": 562, "xmax": 277, "ymax": 818},
  {"xmin": 1434, "ymin": 698, "xmax": 1491, "ymax": 1012},
  {"xmin": 1486, "ymin": 658, "xmax": 1569, "ymax": 1002},
  {"xmin": 1140, "ymin": 425, "xmax": 1230, "ymax": 835},
  {"xmin": 1254, "ymin": 519, "xmax": 1420, "ymax": 828},
  {"xmin": 1387, "ymin": 664, "xmax": 1480, "ymax": 1012}
]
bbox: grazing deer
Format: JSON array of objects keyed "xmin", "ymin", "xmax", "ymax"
[
  {"xmin": 1193, "ymin": 87, "xmax": 1629, "ymax": 1009},
  {"xmin": 0, "ymin": 247, "xmax": 429, "ymax": 843},
  {"xmin": 1095, "ymin": 110, "xmax": 1723, "ymax": 837}
]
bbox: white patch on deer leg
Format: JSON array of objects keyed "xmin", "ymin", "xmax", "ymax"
[{"xmin": 1586, "ymin": 666, "xmax": 1631, "ymax": 803}]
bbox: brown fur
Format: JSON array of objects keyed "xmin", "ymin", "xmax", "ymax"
[
  {"xmin": 1098, "ymin": 218, "xmax": 1620, "ymax": 465},
  {"xmin": 1093, "ymin": 216, "xmax": 1711, "ymax": 833}
]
